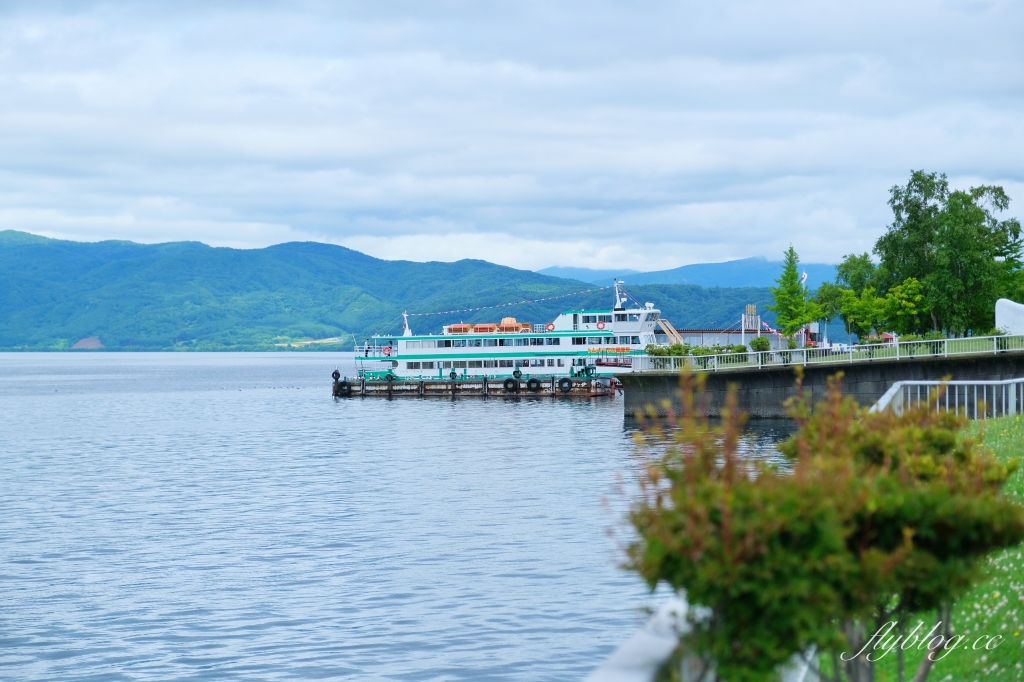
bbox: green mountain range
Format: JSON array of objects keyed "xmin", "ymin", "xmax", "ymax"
[{"xmin": 0, "ymin": 230, "xmax": 776, "ymax": 351}]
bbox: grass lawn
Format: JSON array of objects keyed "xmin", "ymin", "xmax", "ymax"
[{"xmin": 831, "ymin": 415, "xmax": 1024, "ymax": 681}]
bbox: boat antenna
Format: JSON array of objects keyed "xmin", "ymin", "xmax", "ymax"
[{"xmin": 402, "ymin": 311, "xmax": 412, "ymax": 337}]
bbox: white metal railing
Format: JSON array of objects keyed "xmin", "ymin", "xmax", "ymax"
[
  {"xmin": 870, "ymin": 377, "xmax": 1024, "ymax": 419},
  {"xmin": 632, "ymin": 333, "xmax": 1024, "ymax": 374}
]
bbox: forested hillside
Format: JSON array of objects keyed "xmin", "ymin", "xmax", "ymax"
[{"xmin": 0, "ymin": 231, "xmax": 775, "ymax": 350}]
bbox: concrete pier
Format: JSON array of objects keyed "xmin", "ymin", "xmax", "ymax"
[{"xmin": 619, "ymin": 351, "xmax": 1024, "ymax": 418}]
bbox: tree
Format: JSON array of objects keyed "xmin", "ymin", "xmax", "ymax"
[
  {"xmin": 874, "ymin": 171, "xmax": 1022, "ymax": 335},
  {"xmin": 882, "ymin": 277, "xmax": 927, "ymax": 336},
  {"xmin": 626, "ymin": 373, "xmax": 1024, "ymax": 682},
  {"xmin": 839, "ymin": 287, "xmax": 884, "ymax": 340},
  {"xmin": 835, "ymin": 253, "xmax": 878, "ymax": 296},
  {"xmin": 768, "ymin": 246, "xmax": 820, "ymax": 338}
]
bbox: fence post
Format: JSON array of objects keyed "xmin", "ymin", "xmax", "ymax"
[
  {"xmin": 758, "ymin": 351, "xmax": 762, "ymax": 369},
  {"xmin": 994, "ymin": 336, "xmax": 998, "ymax": 355},
  {"xmin": 896, "ymin": 340, "xmax": 900, "ymax": 361},
  {"xmin": 944, "ymin": 338, "xmax": 948, "ymax": 357}
]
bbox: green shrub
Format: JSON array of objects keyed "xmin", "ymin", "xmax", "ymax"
[
  {"xmin": 749, "ymin": 336, "xmax": 771, "ymax": 352},
  {"xmin": 627, "ymin": 373, "xmax": 1024, "ymax": 682}
]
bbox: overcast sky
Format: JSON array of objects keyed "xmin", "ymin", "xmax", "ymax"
[{"xmin": 1, "ymin": 1, "xmax": 1021, "ymax": 270}]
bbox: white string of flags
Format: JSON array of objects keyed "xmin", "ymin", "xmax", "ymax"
[{"xmin": 407, "ymin": 286, "xmax": 612, "ymax": 317}]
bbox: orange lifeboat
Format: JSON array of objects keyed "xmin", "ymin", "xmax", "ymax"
[{"xmin": 497, "ymin": 317, "xmax": 521, "ymax": 333}]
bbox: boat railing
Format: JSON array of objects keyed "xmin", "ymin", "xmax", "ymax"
[{"xmin": 632, "ymin": 333, "xmax": 1024, "ymax": 374}]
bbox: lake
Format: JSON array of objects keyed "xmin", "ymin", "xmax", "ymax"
[{"xmin": 0, "ymin": 353, "xmax": 790, "ymax": 681}]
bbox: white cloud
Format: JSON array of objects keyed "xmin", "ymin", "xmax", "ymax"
[{"xmin": 0, "ymin": 0, "xmax": 1021, "ymax": 268}]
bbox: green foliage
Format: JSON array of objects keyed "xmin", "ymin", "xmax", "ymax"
[
  {"xmin": 767, "ymin": 246, "xmax": 820, "ymax": 338},
  {"xmin": 835, "ymin": 253, "xmax": 879, "ymax": 296},
  {"xmin": 812, "ymin": 281, "xmax": 844, "ymax": 324},
  {"xmin": 882, "ymin": 277, "xmax": 928, "ymax": 336},
  {"xmin": 874, "ymin": 171, "xmax": 1022, "ymax": 335},
  {"xmin": 839, "ymin": 287, "xmax": 885, "ymax": 339},
  {"xmin": 0, "ymin": 231, "xmax": 781, "ymax": 350},
  {"xmin": 627, "ymin": 373, "xmax": 1024, "ymax": 682},
  {"xmin": 749, "ymin": 335, "xmax": 771, "ymax": 352},
  {"xmin": 645, "ymin": 343, "xmax": 750, "ymax": 357}
]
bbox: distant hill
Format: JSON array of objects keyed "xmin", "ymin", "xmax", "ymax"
[
  {"xmin": 535, "ymin": 266, "xmax": 639, "ymax": 284},
  {"xmin": 539, "ymin": 257, "xmax": 837, "ymax": 289},
  {"xmin": 0, "ymin": 231, "xmax": 782, "ymax": 350}
]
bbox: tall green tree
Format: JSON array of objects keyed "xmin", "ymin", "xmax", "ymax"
[
  {"xmin": 768, "ymin": 246, "xmax": 819, "ymax": 337},
  {"xmin": 835, "ymin": 252, "xmax": 878, "ymax": 296},
  {"xmin": 874, "ymin": 171, "xmax": 1022, "ymax": 335}
]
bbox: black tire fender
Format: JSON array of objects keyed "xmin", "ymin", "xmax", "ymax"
[
  {"xmin": 450, "ymin": 370, "xmax": 458, "ymax": 380},
  {"xmin": 331, "ymin": 369, "xmax": 341, "ymax": 381},
  {"xmin": 503, "ymin": 378, "xmax": 518, "ymax": 393},
  {"xmin": 334, "ymin": 380, "xmax": 352, "ymax": 397},
  {"xmin": 558, "ymin": 378, "xmax": 573, "ymax": 393},
  {"xmin": 526, "ymin": 378, "xmax": 541, "ymax": 392},
  {"xmin": 512, "ymin": 368, "xmax": 523, "ymax": 379}
]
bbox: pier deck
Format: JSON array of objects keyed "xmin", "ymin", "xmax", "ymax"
[{"xmin": 333, "ymin": 376, "xmax": 618, "ymax": 398}]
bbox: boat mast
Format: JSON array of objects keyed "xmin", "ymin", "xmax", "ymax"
[{"xmin": 613, "ymin": 279, "xmax": 627, "ymax": 311}]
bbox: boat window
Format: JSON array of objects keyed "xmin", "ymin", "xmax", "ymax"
[
  {"xmin": 468, "ymin": 360, "xmax": 483, "ymax": 368},
  {"xmin": 468, "ymin": 339, "xmax": 482, "ymax": 347},
  {"xmin": 530, "ymin": 338, "xmax": 544, "ymax": 345},
  {"xmin": 405, "ymin": 341, "xmax": 420, "ymax": 349},
  {"xmin": 557, "ymin": 359, "xmax": 564, "ymax": 367},
  {"xmin": 439, "ymin": 339, "xmax": 453, "ymax": 347},
  {"xmin": 529, "ymin": 359, "xmax": 544, "ymax": 367},
  {"xmin": 406, "ymin": 362, "xmax": 421, "ymax": 369},
  {"xmin": 587, "ymin": 337, "xmax": 603, "ymax": 344},
  {"xmin": 546, "ymin": 359, "xmax": 555, "ymax": 367},
  {"xmin": 605, "ymin": 337, "xmax": 615, "ymax": 343},
  {"xmin": 422, "ymin": 362, "xmax": 435, "ymax": 369},
  {"xmin": 453, "ymin": 361, "xmax": 467, "ymax": 368},
  {"xmin": 581, "ymin": 315, "xmax": 596, "ymax": 324},
  {"xmin": 484, "ymin": 360, "xmax": 497, "ymax": 368},
  {"xmin": 631, "ymin": 336, "xmax": 641, "ymax": 344},
  {"xmin": 499, "ymin": 359, "xmax": 514, "ymax": 367},
  {"xmin": 514, "ymin": 359, "xmax": 529, "ymax": 367},
  {"xmin": 498, "ymin": 338, "xmax": 514, "ymax": 346},
  {"xmin": 598, "ymin": 315, "xmax": 613, "ymax": 323},
  {"xmin": 572, "ymin": 337, "xmax": 585, "ymax": 345},
  {"xmin": 645, "ymin": 312, "xmax": 660, "ymax": 321},
  {"xmin": 545, "ymin": 338, "xmax": 560, "ymax": 345},
  {"xmin": 629, "ymin": 313, "xmax": 641, "ymax": 321},
  {"xmin": 484, "ymin": 338, "xmax": 498, "ymax": 347},
  {"xmin": 615, "ymin": 314, "xmax": 627, "ymax": 322},
  {"xmin": 617, "ymin": 336, "xmax": 630, "ymax": 344},
  {"xmin": 514, "ymin": 338, "xmax": 529, "ymax": 346},
  {"xmin": 451, "ymin": 339, "xmax": 467, "ymax": 347},
  {"xmin": 442, "ymin": 361, "xmax": 452, "ymax": 368}
]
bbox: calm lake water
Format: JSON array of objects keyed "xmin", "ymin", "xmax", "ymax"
[{"xmin": 0, "ymin": 353, "xmax": 791, "ymax": 681}]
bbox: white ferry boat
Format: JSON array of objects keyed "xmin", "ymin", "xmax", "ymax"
[{"xmin": 356, "ymin": 281, "xmax": 660, "ymax": 383}]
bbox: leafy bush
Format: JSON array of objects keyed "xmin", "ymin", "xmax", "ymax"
[
  {"xmin": 749, "ymin": 336, "xmax": 771, "ymax": 352},
  {"xmin": 626, "ymin": 372, "xmax": 1024, "ymax": 682}
]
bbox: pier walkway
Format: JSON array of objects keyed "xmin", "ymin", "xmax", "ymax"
[{"xmin": 620, "ymin": 333, "xmax": 1024, "ymax": 418}]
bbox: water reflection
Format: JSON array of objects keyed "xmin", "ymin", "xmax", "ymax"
[{"xmin": 622, "ymin": 416, "xmax": 798, "ymax": 468}]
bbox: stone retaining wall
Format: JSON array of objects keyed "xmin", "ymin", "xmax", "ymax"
[{"xmin": 620, "ymin": 351, "xmax": 1024, "ymax": 418}]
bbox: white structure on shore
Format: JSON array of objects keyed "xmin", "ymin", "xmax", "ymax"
[{"xmin": 996, "ymin": 298, "xmax": 1024, "ymax": 336}]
